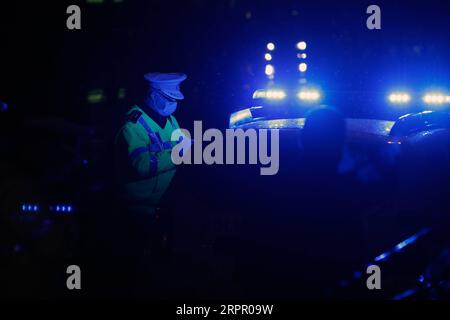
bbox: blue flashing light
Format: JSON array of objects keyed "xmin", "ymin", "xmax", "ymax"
[
  {"xmin": 52, "ymin": 204, "xmax": 74, "ymax": 214},
  {"xmin": 374, "ymin": 252, "xmax": 390, "ymax": 262},
  {"xmin": 373, "ymin": 227, "xmax": 431, "ymax": 263},
  {"xmin": 392, "ymin": 289, "xmax": 417, "ymax": 300},
  {"xmin": 394, "ymin": 234, "xmax": 418, "ymax": 252},
  {"xmin": 1, "ymin": 101, "xmax": 8, "ymax": 112},
  {"xmin": 20, "ymin": 204, "xmax": 39, "ymax": 213},
  {"xmin": 394, "ymin": 228, "xmax": 431, "ymax": 252}
]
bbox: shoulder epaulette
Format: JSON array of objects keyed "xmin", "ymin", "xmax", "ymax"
[{"xmin": 126, "ymin": 110, "xmax": 143, "ymax": 123}]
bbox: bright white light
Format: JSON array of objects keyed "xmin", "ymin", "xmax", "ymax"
[
  {"xmin": 298, "ymin": 63, "xmax": 307, "ymax": 72},
  {"xmin": 253, "ymin": 89, "xmax": 286, "ymax": 100},
  {"xmin": 423, "ymin": 93, "xmax": 447, "ymax": 105},
  {"xmin": 388, "ymin": 92, "xmax": 411, "ymax": 104},
  {"xmin": 267, "ymin": 42, "xmax": 275, "ymax": 51},
  {"xmin": 297, "ymin": 90, "xmax": 320, "ymax": 101},
  {"xmin": 297, "ymin": 41, "xmax": 307, "ymax": 50},
  {"xmin": 265, "ymin": 64, "xmax": 275, "ymax": 76},
  {"xmin": 266, "ymin": 90, "xmax": 286, "ymax": 99},
  {"xmin": 264, "ymin": 53, "xmax": 272, "ymax": 61}
]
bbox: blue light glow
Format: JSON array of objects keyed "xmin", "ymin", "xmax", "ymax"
[
  {"xmin": 52, "ymin": 204, "xmax": 74, "ymax": 214},
  {"xmin": 1, "ymin": 101, "xmax": 8, "ymax": 112},
  {"xmin": 395, "ymin": 228, "xmax": 431, "ymax": 252},
  {"xmin": 374, "ymin": 252, "xmax": 390, "ymax": 262},
  {"xmin": 392, "ymin": 289, "xmax": 417, "ymax": 300},
  {"xmin": 20, "ymin": 204, "xmax": 39, "ymax": 212},
  {"xmin": 372, "ymin": 228, "xmax": 431, "ymax": 263},
  {"xmin": 394, "ymin": 235, "xmax": 418, "ymax": 252}
]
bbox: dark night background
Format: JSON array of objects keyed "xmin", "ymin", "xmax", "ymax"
[
  {"xmin": 1, "ymin": 0, "xmax": 450, "ymax": 300},
  {"xmin": 3, "ymin": 0, "xmax": 450, "ymax": 122}
]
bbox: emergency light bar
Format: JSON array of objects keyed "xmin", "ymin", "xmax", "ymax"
[{"xmin": 252, "ymin": 89, "xmax": 286, "ymax": 100}]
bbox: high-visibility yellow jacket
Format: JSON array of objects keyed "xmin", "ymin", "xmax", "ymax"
[{"xmin": 115, "ymin": 105, "xmax": 180, "ymax": 214}]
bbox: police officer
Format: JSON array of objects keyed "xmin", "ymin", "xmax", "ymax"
[
  {"xmin": 112, "ymin": 73, "xmax": 187, "ymax": 296},
  {"xmin": 115, "ymin": 72, "xmax": 186, "ymax": 215}
]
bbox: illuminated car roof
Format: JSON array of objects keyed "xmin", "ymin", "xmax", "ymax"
[{"xmin": 230, "ymin": 115, "xmax": 396, "ymax": 144}]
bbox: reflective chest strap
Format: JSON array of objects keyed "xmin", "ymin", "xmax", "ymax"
[
  {"xmin": 136, "ymin": 116, "xmax": 162, "ymax": 175},
  {"xmin": 138, "ymin": 117, "xmax": 164, "ymax": 151}
]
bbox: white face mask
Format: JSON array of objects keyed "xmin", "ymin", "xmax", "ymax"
[{"xmin": 146, "ymin": 90, "xmax": 178, "ymax": 116}]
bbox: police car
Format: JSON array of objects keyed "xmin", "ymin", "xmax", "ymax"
[{"xmin": 229, "ymin": 41, "xmax": 450, "ymax": 145}]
